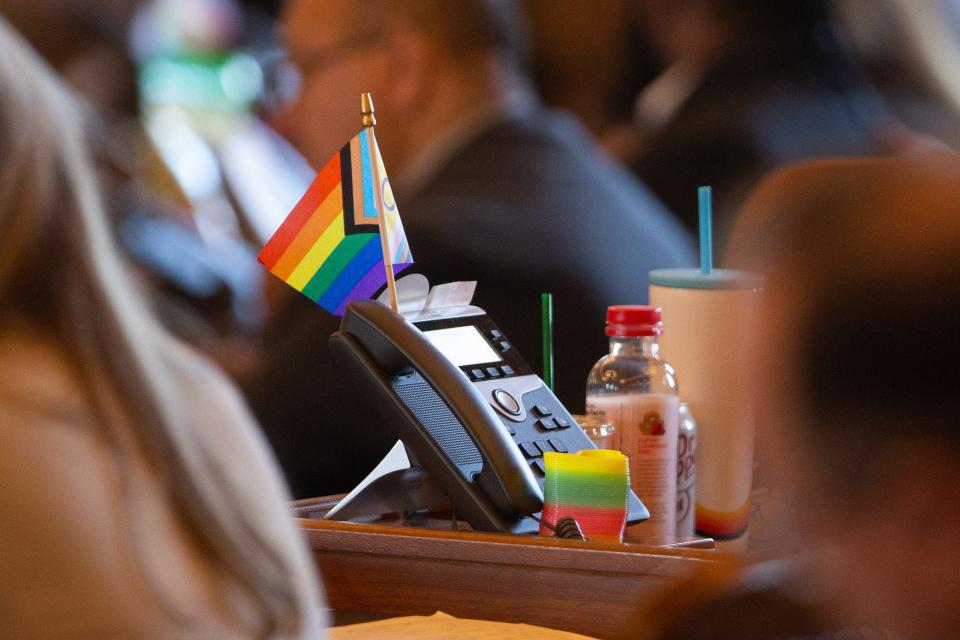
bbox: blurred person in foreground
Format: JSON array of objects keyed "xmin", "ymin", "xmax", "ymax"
[
  {"xmin": 626, "ymin": 0, "xmax": 899, "ymax": 246},
  {"xmin": 615, "ymin": 154, "xmax": 960, "ymax": 640},
  {"xmin": 733, "ymin": 152, "xmax": 960, "ymax": 639},
  {"xmin": 0, "ymin": 18, "xmax": 324, "ymax": 639},
  {"xmin": 248, "ymin": 0, "xmax": 693, "ymax": 498}
]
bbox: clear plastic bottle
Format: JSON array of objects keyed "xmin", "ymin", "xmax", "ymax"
[{"xmin": 586, "ymin": 306, "xmax": 679, "ymax": 538}]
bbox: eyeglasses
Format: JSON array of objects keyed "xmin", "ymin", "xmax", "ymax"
[{"xmin": 259, "ymin": 31, "xmax": 382, "ymax": 112}]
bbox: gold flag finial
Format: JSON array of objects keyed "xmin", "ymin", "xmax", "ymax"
[{"xmin": 361, "ymin": 92, "xmax": 376, "ymax": 127}]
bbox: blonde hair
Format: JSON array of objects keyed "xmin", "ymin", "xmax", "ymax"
[{"xmin": 0, "ymin": 17, "xmax": 308, "ymax": 637}]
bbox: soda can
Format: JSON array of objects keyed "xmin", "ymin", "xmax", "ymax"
[{"xmin": 676, "ymin": 402, "xmax": 697, "ymax": 537}]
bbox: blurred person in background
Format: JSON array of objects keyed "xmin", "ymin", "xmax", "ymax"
[
  {"xmin": 519, "ymin": 0, "xmax": 660, "ymax": 150},
  {"xmin": 0, "ymin": 0, "xmax": 142, "ymax": 114},
  {"xmin": 836, "ymin": 0, "xmax": 960, "ymax": 148},
  {"xmin": 625, "ymin": 0, "xmax": 899, "ymax": 247},
  {"xmin": 2, "ymin": 0, "xmax": 283, "ymax": 377},
  {"xmin": 735, "ymin": 152, "xmax": 960, "ymax": 639},
  {"xmin": 247, "ymin": 0, "xmax": 693, "ymax": 498},
  {"xmin": 0, "ymin": 17, "xmax": 324, "ymax": 638}
]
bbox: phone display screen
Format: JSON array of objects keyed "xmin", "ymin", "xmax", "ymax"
[{"xmin": 422, "ymin": 326, "xmax": 502, "ymax": 367}]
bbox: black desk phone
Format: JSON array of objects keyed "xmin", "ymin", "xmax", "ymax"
[{"xmin": 330, "ymin": 299, "xmax": 649, "ymax": 534}]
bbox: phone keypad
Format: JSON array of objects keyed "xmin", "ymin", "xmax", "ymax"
[
  {"xmin": 470, "ymin": 365, "xmax": 519, "ymax": 380},
  {"xmin": 533, "ymin": 404, "xmax": 552, "ymax": 417},
  {"xmin": 507, "ymin": 392, "xmax": 596, "ymax": 482},
  {"xmin": 536, "ymin": 418, "xmax": 557, "ymax": 431},
  {"xmin": 518, "ymin": 442, "xmax": 540, "ymax": 458}
]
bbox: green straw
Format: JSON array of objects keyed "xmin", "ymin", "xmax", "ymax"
[
  {"xmin": 699, "ymin": 186, "xmax": 713, "ymax": 275},
  {"xmin": 541, "ymin": 292, "xmax": 554, "ymax": 390}
]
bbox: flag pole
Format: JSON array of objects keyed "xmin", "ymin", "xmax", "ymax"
[{"xmin": 362, "ymin": 92, "xmax": 400, "ymax": 313}]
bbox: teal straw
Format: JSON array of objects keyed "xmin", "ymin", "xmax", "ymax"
[
  {"xmin": 541, "ymin": 292, "xmax": 554, "ymax": 391},
  {"xmin": 698, "ymin": 186, "xmax": 714, "ymax": 275}
]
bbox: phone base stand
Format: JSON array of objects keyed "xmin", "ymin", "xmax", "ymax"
[{"xmin": 325, "ymin": 467, "xmax": 449, "ymax": 522}]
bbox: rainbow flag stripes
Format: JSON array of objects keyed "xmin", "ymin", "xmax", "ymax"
[
  {"xmin": 539, "ymin": 450, "xmax": 630, "ymax": 543},
  {"xmin": 258, "ymin": 129, "xmax": 412, "ymax": 315}
]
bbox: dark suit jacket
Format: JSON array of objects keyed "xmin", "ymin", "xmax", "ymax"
[
  {"xmin": 245, "ymin": 106, "xmax": 694, "ymax": 498},
  {"xmin": 631, "ymin": 26, "xmax": 894, "ymax": 249}
]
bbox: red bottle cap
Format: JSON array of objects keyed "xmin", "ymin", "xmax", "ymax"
[{"xmin": 605, "ymin": 305, "xmax": 663, "ymax": 337}]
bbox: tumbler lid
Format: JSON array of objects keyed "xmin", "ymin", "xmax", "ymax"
[{"xmin": 649, "ymin": 268, "xmax": 763, "ymax": 291}]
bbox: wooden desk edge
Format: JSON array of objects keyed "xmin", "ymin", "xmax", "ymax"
[
  {"xmin": 298, "ymin": 517, "xmax": 725, "ymax": 576},
  {"xmin": 298, "ymin": 505, "xmax": 731, "ymax": 639}
]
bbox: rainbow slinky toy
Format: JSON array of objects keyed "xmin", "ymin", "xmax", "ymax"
[{"xmin": 539, "ymin": 450, "xmax": 630, "ymax": 542}]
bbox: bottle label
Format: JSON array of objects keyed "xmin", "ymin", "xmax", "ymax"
[{"xmin": 587, "ymin": 393, "xmax": 679, "ymax": 539}]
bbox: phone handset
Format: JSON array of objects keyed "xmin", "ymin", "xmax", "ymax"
[{"xmin": 331, "ymin": 300, "xmax": 544, "ymax": 521}]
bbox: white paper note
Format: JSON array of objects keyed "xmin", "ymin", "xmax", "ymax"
[{"xmin": 323, "ymin": 440, "xmax": 411, "ymax": 520}]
